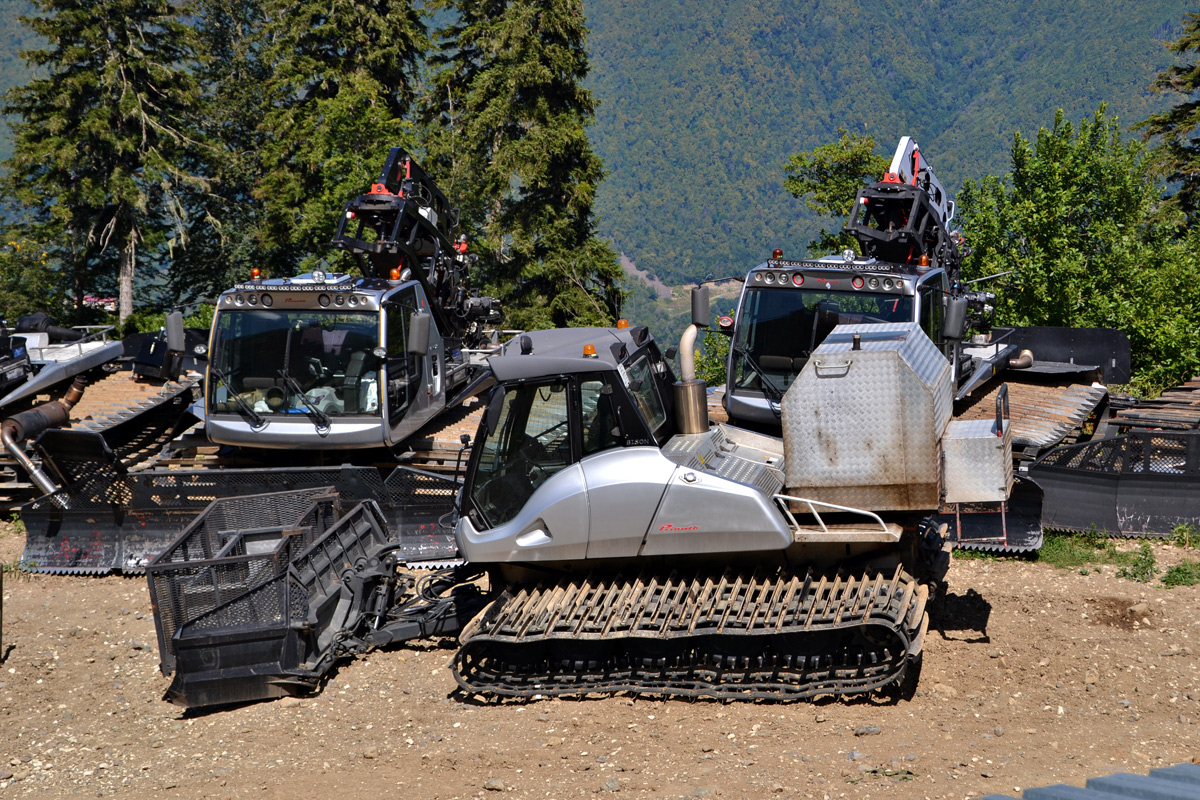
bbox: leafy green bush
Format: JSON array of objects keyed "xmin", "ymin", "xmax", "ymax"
[
  {"xmin": 1161, "ymin": 560, "xmax": 1200, "ymax": 587},
  {"xmin": 1115, "ymin": 542, "xmax": 1159, "ymax": 583},
  {"xmin": 694, "ymin": 330, "xmax": 730, "ymax": 386},
  {"xmin": 959, "ymin": 107, "xmax": 1200, "ymax": 395},
  {"xmin": 118, "ymin": 304, "xmax": 215, "ymax": 338}
]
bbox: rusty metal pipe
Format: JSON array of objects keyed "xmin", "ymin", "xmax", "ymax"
[{"xmin": 1, "ymin": 376, "xmax": 87, "ymax": 500}]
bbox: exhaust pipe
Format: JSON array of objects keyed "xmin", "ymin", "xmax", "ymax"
[
  {"xmin": 1, "ymin": 376, "xmax": 87, "ymax": 500},
  {"xmin": 674, "ymin": 286, "xmax": 710, "ymax": 434},
  {"xmin": 1009, "ymin": 348, "xmax": 1034, "ymax": 369}
]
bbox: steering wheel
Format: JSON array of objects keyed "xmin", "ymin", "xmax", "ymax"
[{"xmin": 514, "ymin": 434, "xmax": 549, "ymax": 486}]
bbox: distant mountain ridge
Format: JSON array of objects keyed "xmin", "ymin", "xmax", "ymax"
[
  {"xmin": 584, "ymin": 0, "xmax": 1190, "ymax": 285},
  {"xmin": 0, "ymin": 0, "xmax": 1189, "ymax": 286}
]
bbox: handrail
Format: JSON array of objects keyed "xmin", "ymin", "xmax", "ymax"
[
  {"xmin": 23, "ymin": 325, "xmax": 117, "ymax": 361},
  {"xmin": 772, "ymin": 493, "xmax": 890, "ymax": 535},
  {"xmin": 995, "ymin": 382, "xmax": 1009, "ymax": 437}
]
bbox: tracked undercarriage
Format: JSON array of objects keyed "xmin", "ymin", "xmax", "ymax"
[{"xmin": 453, "ymin": 565, "xmax": 928, "ymax": 701}]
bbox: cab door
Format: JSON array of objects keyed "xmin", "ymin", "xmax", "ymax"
[
  {"xmin": 382, "ymin": 284, "xmax": 447, "ymax": 443},
  {"xmin": 917, "ymin": 270, "xmax": 948, "ymax": 344},
  {"xmin": 383, "ymin": 286, "xmax": 424, "ymax": 428}
]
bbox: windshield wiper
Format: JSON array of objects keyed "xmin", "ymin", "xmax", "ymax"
[
  {"xmin": 732, "ymin": 346, "xmax": 784, "ymax": 418},
  {"xmin": 210, "ymin": 367, "xmax": 266, "ymax": 429},
  {"xmin": 278, "ymin": 369, "xmax": 332, "ymax": 434}
]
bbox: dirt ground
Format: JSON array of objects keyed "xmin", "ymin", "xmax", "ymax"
[{"xmin": 1, "ymin": 523, "xmax": 1198, "ymax": 800}]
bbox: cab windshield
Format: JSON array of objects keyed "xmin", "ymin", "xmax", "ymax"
[
  {"xmin": 731, "ymin": 287, "xmax": 913, "ymax": 394},
  {"xmin": 209, "ymin": 309, "xmax": 382, "ymax": 418}
]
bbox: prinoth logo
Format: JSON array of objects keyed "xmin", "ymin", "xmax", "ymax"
[{"xmin": 658, "ymin": 523, "xmax": 699, "ymax": 532}]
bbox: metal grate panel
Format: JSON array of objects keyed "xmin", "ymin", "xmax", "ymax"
[{"xmin": 147, "ymin": 489, "xmax": 342, "ymax": 675}]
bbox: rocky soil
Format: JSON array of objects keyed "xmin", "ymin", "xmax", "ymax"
[{"xmin": 1, "ymin": 523, "xmax": 1198, "ymax": 800}]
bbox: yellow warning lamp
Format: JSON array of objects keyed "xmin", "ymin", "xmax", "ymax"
[
  {"xmin": 583, "ymin": 344, "xmax": 598, "ymax": 358},
  {"xmin": 389, "ymin": 268, "xmax": 402, "ymax": 281},
  {"xmin": 616, "ymin": 319, "xmax": 630, "ymax": 329},
  {"xmin": 250, "ymin": 268, "xmax": 261, "ymax": 280},
  {"xmin": 919, "ymin": 254, "xmax": 930, "ymax": 267}
]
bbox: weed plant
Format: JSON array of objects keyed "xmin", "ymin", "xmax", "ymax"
[
  {"xmin": 1, "ymin": 558, "xmax": 35, "ymax": 581},
  {"xmin": 1162, "ymin": 560, "xmax": 1200, "ymax": 587},
  {"xmin": 1171, "ymin": 523, "xmax": 1199, "ymax": 550},
  {"xmin": 1115, "ymin": 542, "xmax": 1160, "ymax": 583}
]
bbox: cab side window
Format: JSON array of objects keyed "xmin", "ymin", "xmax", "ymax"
[
  {"xmin": 581, "ymin": 378, "xmax": 620, "ymax": 456},
  {"xmin": 919, "ymin": 279, "xmax": 944, "ymax": 342},
  {"xmin": 385, "ymin": 288, "xmax": 423, "ymax": 420}
]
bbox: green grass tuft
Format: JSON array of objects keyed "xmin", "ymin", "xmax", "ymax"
[
  {"xmin": 953, "ymin": 547, "xmax": 999, "ymax": 561},
  {"xmin": 1038, "ymin": 527, "xmax": 1124, "ymax": 570},
  {"xmin": 1161, "ymin": 560, "xmax": 1200, "ymax": 587}
]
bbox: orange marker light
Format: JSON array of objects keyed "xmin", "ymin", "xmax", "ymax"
[
  {"xmin": 919, "ymin": 254, "xmax": 930, "ymax": 267},
  {"xmin": 250, "ymin": 268, "xmax": 261, "ymax": 280},
  {"xmin": 583, "ymin": 344, "xmax": 598, "ymax": 358},
  {"xmin": 390, "ymin": 268, "xmax": 402, "ymax": 281},
  {"xmin": 616, "ymin": 319, "xmax": 630, "ymax": 329},
  {"xmin": 772, "ymin": 248, "xmax": 783, "ymax": 259}
]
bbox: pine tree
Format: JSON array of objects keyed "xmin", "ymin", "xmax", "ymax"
[
  {"xmin": 168, "ymin": 0, "xmax": 278, "ymax": 300},
  {"xmin": 2, "ymin": 0, "xmax": 202, "ymax": 322},
  {"xmin": 425, "ymin": 0, "xmax": 622, "ymax": 330},
  {"xmin": 1139, "ymin": 12, "xmax": 1200, "ymax": 228},
  {"xmin": 254, "ymin": 0, "xmax": 428, "ymax": 270}
]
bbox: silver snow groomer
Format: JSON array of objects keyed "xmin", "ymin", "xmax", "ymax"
[{"xmin": 450, "ymin": 307, "xmax": 1015, "ymax": 702}]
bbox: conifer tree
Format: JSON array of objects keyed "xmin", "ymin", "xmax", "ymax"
[
  {"xmin": 3, "ymin": 0, "xmax": 202, "ymax": 321},
  {"xmin": 254, "ymin": 0, "xmax": 428, "ymax": 270},
  {"xmin": 426, "ymin": 0, "xmax": 622, "ymax": 329},
  {"xmin": 168, "ymin": 0, "xmax": 277, "ymax": 299},
  {"xmin": 1139, "ymin": 12, "xmax": 1200, "ymax": 227}
]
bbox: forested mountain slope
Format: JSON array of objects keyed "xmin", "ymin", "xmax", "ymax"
[
  {"xmin": 584, "ymin": 0, "xmax": 1189, "ymax": 284},
  {"xmin": 0, "ymin": 0, "xmax": 1188, "ymax": 285}
]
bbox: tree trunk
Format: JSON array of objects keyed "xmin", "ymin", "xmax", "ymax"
[
  {"xmin": 74, "ymin": 266, "xmax": 85, "ymax": 321},
  {"xmin": 118, "ymin": 227, "xmax": 137, "ymax": 323}
]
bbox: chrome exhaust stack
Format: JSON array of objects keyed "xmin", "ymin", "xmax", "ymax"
[{"xmin": 674, "ymin": 286, "xmax": 710, "ymax": 434}]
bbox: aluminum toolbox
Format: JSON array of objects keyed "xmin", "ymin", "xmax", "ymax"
[{"xmin": 781, "ymin": 323, "xmax": 952, "ymax": 511}]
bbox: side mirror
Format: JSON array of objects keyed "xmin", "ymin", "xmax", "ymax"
[
  {"xmin": 407, "ymin": 312, "xmax": 432, "ymax": 355},
  {"xmin": 942, "ymin": 297, "xmax": 968, "ymax": 340},
  {"xmin": 165, "ymin": 310, "xmax": 185, "ymax": 352},
  {"xmin": 691, "ymin": 285, "xmax": 710, "ymax": 328}
]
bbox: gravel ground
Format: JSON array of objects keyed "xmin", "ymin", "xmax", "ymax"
[{"xmin": 1, "ymin": 523, "xmax": 1198, "ymax": 800}]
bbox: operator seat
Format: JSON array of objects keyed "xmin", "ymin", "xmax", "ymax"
[{"xmin": 341, "ymin": 351, "xmax": 368, "ymax": 413}]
